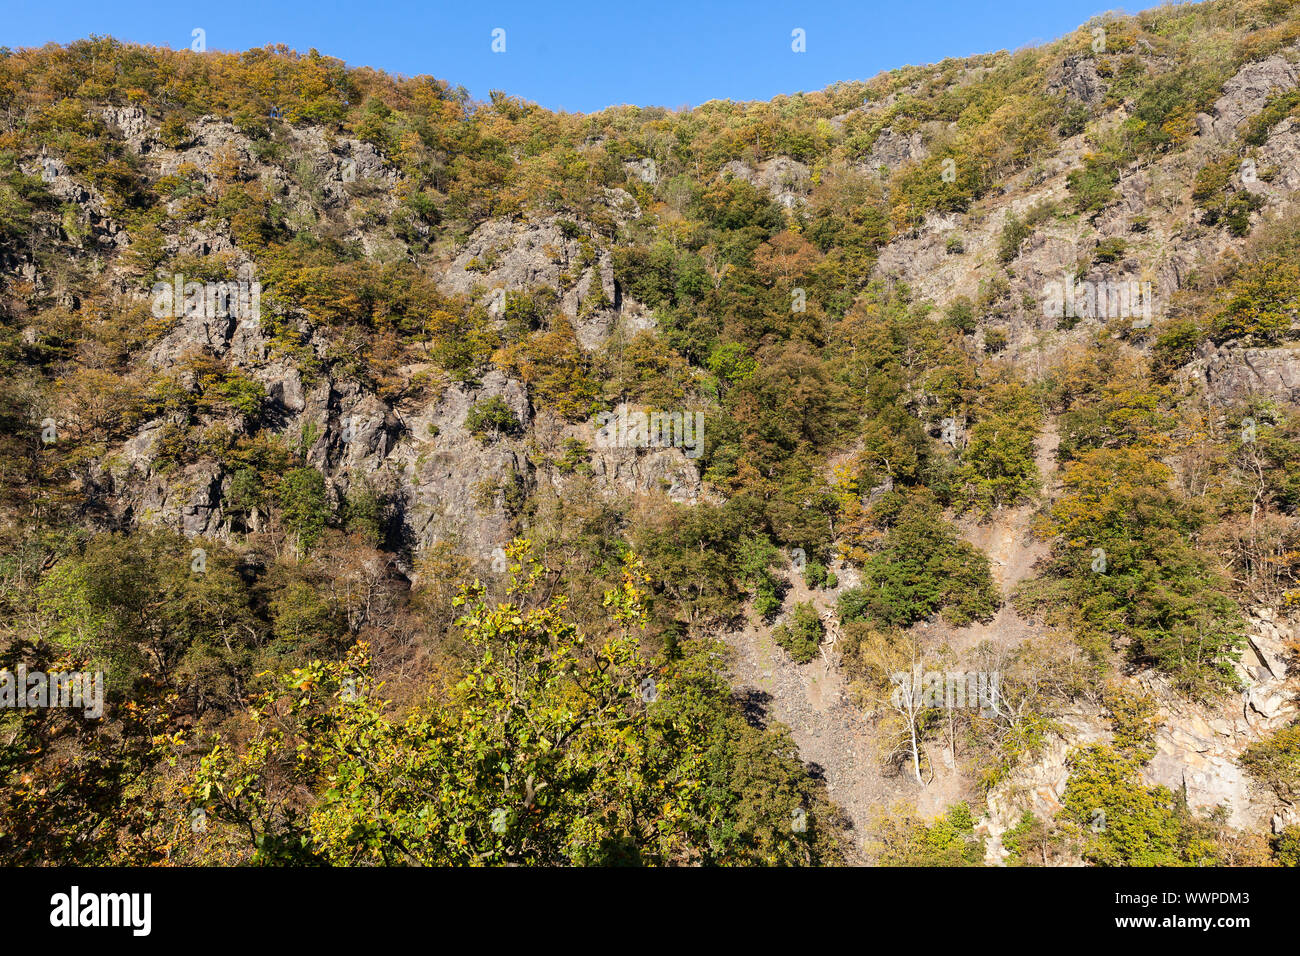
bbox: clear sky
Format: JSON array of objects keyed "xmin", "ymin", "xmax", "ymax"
[{"xmin": 5, "ymin": 0, "xmax": 1138, "ymax": 112}]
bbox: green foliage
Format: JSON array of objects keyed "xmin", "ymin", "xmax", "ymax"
[
  {"xmin": 634, "ymin": 504, "xmax": 754, "ymax": 624},
  {"xmin": 1024, "ymin": 446, "xmax": 1244, "ymax": 695},
  {"xmin": 772, "ymin": 602, "xmax": 824, "ymax": 664},
  {"xmin": 1243, "ymin": 89, "xmax": 1300, "ymax": 146},
  {"xmin": 343, "ymin": 479, "xmax": 384, "ymax": 546},
  {"xmin": 1061, "ymin": 743, "xmax": 1222, "ymax": 866},
  {"xmin": 1193, "ymin": 154, "xmax": 1264, "ymax": 236},
  {"xmin": 802, "ymin": 559, "xmax": 832, "ymax": 589},
  {"xmin": 553, "ymin": 437, "xmax": 592, "ymax": 475},
  {"xmin": 1240, "ymin": 721, "xmax": 1300, "ymax": 800},
  {"xmin": 997, "ymin": 214, "xmax": 1031, "ymax": 264},
  {"xmin": 32, "ymin": 529, "xmax": 342, "ymax": 705},
  {"xmin": 279, "ymin": 466, "xmax": 330, "ymax": 555},
  {"xmin": 1000, "ymin": 811, "xmax": 1068, "ymax": 866},
  {"xmin": 944, "ymin": 297, "xmax": 976, "ymax": 334},
  {"xmin": 707, "ymin": 342, "xmax": 758, "ymax": 391},
  {"xmin": 0, "ymin": 153, "xmax": 56, "ymax": 252},
  {"xmin": 464, "ymin": 395, "xmax": 520, "ymax": 439},
  {"xmin": 1091, "ymin": 237, "xmax": 1127, "ymax": 263},
  {"xmin": 8, "ymin": 11, "xmax": 1300, "ymax": 867},
  {"xmin": 873, "ymin": 802, "xmax": 985, "ymax": 866},
  {"xmin": 1273, "ymin": 826, "xmax": 1300, "ymax": 867},
  {"xmin": 1151, "ymin": 319, "xmax": 1203, "ymax": 378},
  {"xmin": 1067, "ymin": 155, "xmax": 1119, "ymax": 215},
  {"xmin": 1104, "ymin": 686, "xmax": 1161, "ymax": 763},
  {"xmin": 192, "ymin": 546, "xmax": 841, "ymax": 865},
  {"xmin": 1209, "ymin": 249, "xmax": 1300, "ymax": 344},
  {"xmin": 736, "ymin": 535, "xmax": 785, "ymax": 620},
  {"xmin": 954, "ymin": 384, "xmax": 1042, "ymax": 514},
  {"xmin": 838, "ymin": 498, "xmax": 998, "ymax": 629}
]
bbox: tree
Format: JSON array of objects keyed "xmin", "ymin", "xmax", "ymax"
[
  {"xmin": 192, "ymin": 542, "xmax": 843, "ymax": 865},
  {"xmin": 464, "ymin": 395, "xmax": 520, "ymax": 440},
  {"xmin": 771, "ymin": 602, "xmax": 824, "ymax": 664},
  {"xmin": 279, "ymin": 466, "xmax": 330, "ymax": 557},
  {"xmin": 844, "ymin": 626, "xmax": 939, "ymax": 785},
  {"xmin": 1026, "ymin": 446, "xmax": 1244, "ymax": 696},
  {"xmin": 839, "ymin": 497, "xmax": 998, "ymax": 629},
  {"xmin": 1241, "ymin": 721, "xmax": 1300, "ymax": 801}
]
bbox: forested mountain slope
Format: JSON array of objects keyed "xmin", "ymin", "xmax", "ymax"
[{"xmin": 2, "ymin": 0, "xmax": 1299, "ymax": 865}]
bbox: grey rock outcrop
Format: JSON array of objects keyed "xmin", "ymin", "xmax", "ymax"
[
  {"xmin": 624, "ymin": 157, "xmax": 658, "ymax": 184},
  {"xmin": 862, "ymin": 126, "xmax": 929, "ymax": 172},
  {"xmin": 1197, "ymin": 52, "xmax": 1300, "ymax": 142},
  {"xmin": 23, "ymin": 155, "xmax": 127, "ymax": 249},
  {"xmin": 439, "ymin": 215, "xmax": 622, "ymax": 348},
  {"xmin": 98, "ymin": 106, "xmax": 157, "ymax": 152},
  {"xmin": 719, "ymin": 157, "xmax": 811, "ymax": 207},
  {"xmin": 1188, "ymin": 341, "xmax": 1300, "ymax": 405},
  {"xmin": 1047, "ymin": 55, "xmax": 1109, "ymax": 106}
]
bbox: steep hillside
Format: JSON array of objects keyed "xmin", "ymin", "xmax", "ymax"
[{"xmin": 2, "ymin": 0, "xmax": 1299, "ymax": 866}]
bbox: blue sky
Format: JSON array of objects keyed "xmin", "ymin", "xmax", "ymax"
[{"xmin": 6, "ymin": 0, "xmax": 1137, "ymax": 112}]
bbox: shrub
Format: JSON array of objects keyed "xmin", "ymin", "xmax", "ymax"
[
  {"xmin": 771, "ymin": 602, "xmax": 824, "ymax": 663},
  {"xmin": 736, "ymin": 535, "xmax": 785, "ymax": 620},
  {"xmin": 1241, "ymin": 721, "xmax": 1300, "ymax": 800},
  {"xmin": 873, "ymin": 802, "xmax": 985, "ymax": 866},
  {"xmin": 1151, "ymin": 319, "xmax": 1203, "ymax": 377},
  {"xmin": 945, "ymin": 297, "xmax": 976, "ymax": 334},
  {"xmin": 1092, "ymin": 237, "xmax": 1127, "ymax": 264},
  {"xmin": 279, "ymin": 466, "xmax": 331, "ymax": 555},
  {"xmin": 838, "ymin": 501, "xmax": 998, "ymax": 628},
  {"xmin": 465, "ymin": 395, "xmax": 520, "ymax": 440},
  {"xmin": 1068, "ymin": 155, "xmax": 1119, "ymax": 215},
  {"xmin": 997, "ymin": 215, "xmax": 1031, "ymax": 264}
]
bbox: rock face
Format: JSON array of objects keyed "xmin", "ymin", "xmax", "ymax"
[
  {"xmin": 23, "ymin": 155, "xmax": 127, "ymax": 250},
  {"xmin": 574, "ymin": 403, "xmax": 704, "ymax": 504},
  {"xmin": 719, "ymin": 156, "xmax": 811, "ymax": 207},
  {"xmin": 1188, "ymin": 341, "xmax": 1300, "ymax": 405},
  {"xmin": 393, "ymin": 370, "xmax": 534, "ymax": 564},
  {"xmin": 99, "ymin": 106, "xmax": 156, "ymax": 151},
  {"xmin": 116, "ymin": 275, "xmax": 704, "ymax": 562},
  {"xmin": 121, "ymin": 303, "xmax": 539, "ymax": 563},
  {"xmin": 865, "ymin": 52, "xmax": 1300, "ymax": 377},
  {"xmin": 152, "ymin": 115, "xmax": 407, "ymax": 254},
  {"xmin": 438, "ymin": 215, "xmax": 624, "ymax": 349},
  {"xmin": 1251, "ymin": 116, "xmax": 1300, "ymax": 198},
  {"xmin": 156, "ymin": 116, "xmax": 255, "ymax": 182},
  {"xmin": 1198, "ymin": 51, "xmax": 1300, "ymax": 142},
  {"xmin": 16, "ymin": 101, "xmax": 708, "ymax": 572},
  {"xmin": 1144, "ymin": 742, "xmax": 1260, "ymax": 828},
  {"xmin": 863, "ymin": 126, "xmax": 929, "ymax": 172},
  {"xmin": 982, "ymin": 626, "xmax": 1298, "ymax": 862},
  {"xmin": 624, "ymin": 157, "xmax": 658, "ymax": 184},
  {"xmin": 1141, "ymin": 621, "xmax": 1296, "ymax": 832},
  {"xmin": 980, "ymin": 710, "xmax": 1106, "ymax": 865},
  {"xmin": 1047, "ymin": 55, "xmax": 1109, "ymax": 106},
  {"xmin": 755, "ymin": 157, "xmax": 812, "ymax": 208}
]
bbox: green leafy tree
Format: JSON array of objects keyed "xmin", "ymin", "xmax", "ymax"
[
  {"xmin": 193, "ymin": 542, "xmax": 842, "ymax": 865},
  {"xmin": 772, "ymin": 602, "xmax": 824, "ymax": 664},
  {"xmin": 464, "ymin": 395, "xmax": 520, "ymax": 440},
  {"xmin": 279, "ymin": 466, "xmax": 330, "ymax": 557}
]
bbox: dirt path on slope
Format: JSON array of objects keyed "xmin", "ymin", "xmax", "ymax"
[
  {"xmin": 945, "ymin": 417, "xmax": 1059, "ymax": 655},
  {"xmin": 722, "ymin": 608, "xmax": 912, "ymax": 862}
]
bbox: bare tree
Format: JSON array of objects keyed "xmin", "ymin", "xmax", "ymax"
[{"xmin": 856, "ymin": 630, "xmax": 937, "ymax": 786}]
